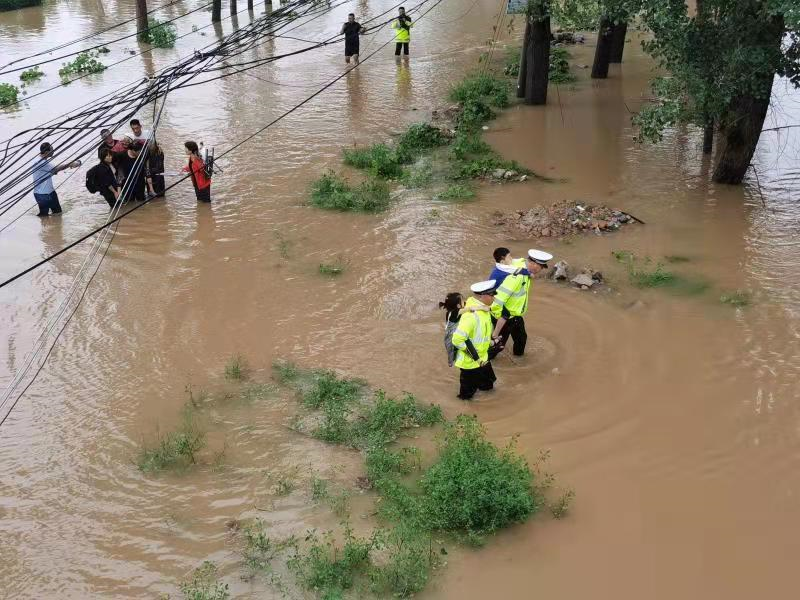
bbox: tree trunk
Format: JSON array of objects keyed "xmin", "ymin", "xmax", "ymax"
[
  {"xmin": 135, "ymin": 0, "xmax": 148, "ymax": 40},
  {"xmin": 702, "ymin": 121, "xmax": 714, "ymax": 154},
  {"xmin": 230, "ymin": 0, "xmax": 237, "ymax": 15},
  {"xmin": 517, "ymin": 19, "xmax": 530, "ymax": 99},
  {"xmin": 591, "ymin": 17, "xmax": 614, "ymax": 79},
  {"xmin": 212, "ymin": 0, "xmax": 221, "ymax": 22},
  {"xmin": 712, "ymin": 15, "xmax": 783, "ymax": 184},
  {"xmin": 525, "ymin": 16, "xmax": 550, "ymax": 105},
  {"xmin": 609, "ymin": 21, "xmax": 627, "ymax": 63},
  {"xmin": 247, "ymin": 0, "xmax": 253, "ymax": 10}
]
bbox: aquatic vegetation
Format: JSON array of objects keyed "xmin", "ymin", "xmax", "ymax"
[
  {"xmin": 664, "ymin": 254, "xmax": 690, "ymax": 263},
  {"xmin": 612, "ymin": 249, "xmax": 635, "ymax": 262},
  {"xmin": 549, "ymin": 47, "xmax": 576, "ymax": 84},
  {"xmin": 179, "ymin": 561, "xmax": 229, "ymax": 600},
  {"xmin": 629, "ymin": 263, "xmax": 675, "ymax": 288},
  {"xmin": 452, "ymin": 156, "xmax": 528, "ymax": 179},
  {"xmin": 720, "ymin": 290, "xmax": 751, "ymax": 307},
  {"xmin": 435, "ymin": 183, "xmax": 475, "ymax": 201},
  {"xmin": 224, "ymin": 354, "xmax": 249, "ymax": 380},
  {"xmin": 400, "ymin": 159, "xmax": 433, "ymax": 188},
  {"xmin": 273, "ymin": 474, "xmax": 295, "ymax": 496},
  {"xmin": 369, "ymin": 524, "xmax": 436, "ymax": 597},
  {"xmin": 343, "ymin": 143, "xmax": 405, "ymax": 179},
  {"xmin": 395, "ymin": 123, "xmax": 449, "ymax": 156},
  {"xmin": 58, "ymin": 51, "xmax": 106, "ymax": 81},
  {"xmin": 421, "ymin": 416, "xmax": 538, "ymax": 534},
  {"xmin": 310, "ymin": 171, "xmax": 391, "ymax": 212},
  {"xmin": 318, "ymin": 261, "xmax": 345, "ymax": 276},
  {"xmin": 450, "ymin": 132, "xmax": 493, "ymax": 160},
  {"xmin": 142, "ymin": 18, "xmax": 177, "ymax": 48},
  {"xmin": 19, "ymin": 66, "xmax": 44, "ymax": 83},
  {"xmin": 137, "ymin": 411, "xmax": 206, "ymax": 472},
  {"xmin": 550, "ymin": 488, "xmax": 576, "ymax": 519},
  {"xmin": 310, "ymin": 476, "xmax": 329, "ymax": 501},
  {"xmin": 0, "ymin": 83, "xmax": 20, "ymax": 107}
]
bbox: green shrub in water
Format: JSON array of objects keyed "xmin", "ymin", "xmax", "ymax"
[
  {"xmin": 310, "ymin": 171, "xmax": 391, "ymax": 212},
  {"xmin": 549, "ymin": 47, "xmax": 575, "ymax": 84},
  {"xmin": 420, "ymin": 415, "xmax": 538, "ymax": 534},
  {"xmin": 19, "ymin": 66, "xmax": 44, "ymax": 83},
  {"xmin": 179, "ymin": 561, "xmax": 229, "ymax": 600},
  {"xmin": 720, "ymin": 290, "xmax": 751, "ymax": 307},
  {"xmin": 348, "ymin": 391, "xmax": 443, "ymax": 450},
  {"xmin": 448, "ymin": 73, "xmax": 510, "ymax": 109},
  {"xmin": 318, "ymin": 261, "xmax": 345, "ymax": 276},
  {"xmin": 137, "ymin": 412, "xmax": 206, "ymax": 472},
  {"xmin": 0, "ymin": 83, "xmax": 19, "ymax": 107},
  {"xmin": 629, "ymin": 263, "xmax": 675, "ymax": 288},
  {"xmin": 436, "ymin": 183, "xmax": 475, "ymax": 201},
  {"xmin": 58, "ymin": 51, "xmax": 106, "ymax": 80},
  {"xmin": 343, "ymin": 143, "xmax": 405, "ymax": 179},
  {"xmin": 395, "ymin": 123, "xmax": 448, "ymax": 156},
  {"xmin": 370, "ymin": 525, "xmax": 435, "ymax": 598},
  {"xmin": 142, "ymin": 18, "xmax": 178, "ymax": 47},
  {"xmin": 224, "ymin": 354, "xmax": 248, "ymax": 380},
  {"xmin": 288, "ymin": 528, "xmax": 372, "ymax": 599},
  {"xmin": 450, "ymin": 132, "xmax": 493, "ymax": 160}
]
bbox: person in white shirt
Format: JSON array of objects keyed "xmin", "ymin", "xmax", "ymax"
[{"xmin": 129, "ymin": 119, "xmax": 150, "ymax": 146}]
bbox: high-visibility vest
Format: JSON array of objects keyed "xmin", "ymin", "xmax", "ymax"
[
  {"xmin": 492, "ymin": 259, "xmax": 531, "ymax": 319},
  {"xmin": 392, "ymin": 18, "xmax": 412, "ymax": 42},
  {"xmin": 452, "ymin": 297, "xmax": 493, "ymax": 370}
]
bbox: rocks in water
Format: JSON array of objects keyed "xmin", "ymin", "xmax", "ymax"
[
  {"xmin": 503, "ymin": 170, "xmax": 518, "ymax": 180},
  {"xmin": 571, "ymin": 273, "xmax": 595, "ymax": 289},
  {"xmin": 492, "ymin": 200, "xmax": 638, "ymax": 238},
  {"xmin": 553, "ymin": 31, "xmax": 585, "ymax": 45},
  {"xmin": 551, "ymin": 260, "xmax": 570, "ymax": 281},
  {"xmin": 492, "ymin": 168, "xmax": 506, "ymax": 180}
]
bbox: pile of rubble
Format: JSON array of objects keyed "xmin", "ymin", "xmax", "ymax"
[
  {"xmin": 553, "ymin": 31, "xmax": 586, "ymax": 45},
  {"xmin": 492, "ymin": 201, "xmax": 639, "ymax": 238}
]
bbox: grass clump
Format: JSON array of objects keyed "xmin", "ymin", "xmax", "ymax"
[
  {"xmin": 420, "ymin": 415, "xmax": 538, "ymax": 535},
  {"xmin": 224, "ymin": 354, "xmax": 249, "ymax": 380},
  {"xmin": 311, "ymin": 477, "xmax": 329, "ymax": 501},
  {"xmin": 137, "ymin": 411, "xmax": 206, "ymax": 473},
  {"xmin": 435, "ymin": 183, "xmax": 475, "ymax": 201},
  {"xmin": 400, "ymin": 159, "xmax": 433, "ymax": 188},
  {"xmin": 612, "ymin": 249, "xmax": 635, "ymax": 262},
  {"xmin": 288, "ymin": 528, "xmax": 372, "ymax": 599},
  {"xmin": 550, "ymin": 489, "xmax": 575, "ymax": 519},
  {"xmin": 274, "ymin": 474, "xmax": 295, "ymax": 496},
  {"xmin": 665, "ymin": 254, "xmax": 690, "ymax": 263},
  {"xmin": 142, "ymin": 18, "xmax": 177, "ymax": 47},
  {"xmin": 720, "ymin": 290, "xmax": 751, "ymax": 307},
  {"xmin": 19, "ymin": 66, "xmax": 44, "ymax": 83},
  {"xmin": 319, "ymin": 261, "xmax": 345, "ymax": 276},
  {"xmin": 310, "ymin": 171, "xmax": 391, "ymax": 213},
  {"xmin": 0, "ymin": 83, "xmax": 19, "ymax": 107},
  {"xmin": 629, "ymin": 263, "xmax": 675, "ymax": 288},
  {"xmin": 243, "ymin": 519, "xmax": 286, "ymax": 573},
  {"xmin": 369, "ymin": 525, "xmax": 436, "ymax": 597},
  {"xmin": 58, "ymin": 50, "xmax": 105, "ymax": 81},
  {"xmin": 343, "ymin": 144, "xmax": 405, "ymax": 179},
  {"xmin": 179, "ymin": 561, "xmax": 229, "ymax": 600},
  {"xmin": 448, "ymin": 73, "xmax": 509, "ymax": 131},
  {"xmin": 395, "ymin": 123, "xmax": 448, "ymax": 158}
]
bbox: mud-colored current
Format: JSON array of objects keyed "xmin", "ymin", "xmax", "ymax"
[{"xmin": 1, "ymin": 1, "xmax": 799, "ymax": 598}]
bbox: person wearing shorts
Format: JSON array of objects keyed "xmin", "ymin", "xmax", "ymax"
[{"xmin": 341, "ymin": 13, "xmax": 364, "ymax": 64}]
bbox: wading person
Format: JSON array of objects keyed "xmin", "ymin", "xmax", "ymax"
[
  {"xmin": 146, "ymin": 140, "xmax": 166, "ymax": 198},
  {"xmin": 31, "ymin": 142, "xmax": 80, "ymax": 216},
  {"xmin": 115, "ymin": 141, "xmax": 147, "ymax": 202},
  {"xmin": 341, "ymin": 13, "xmax": 365, "ymax": 64},
  {"xmin": 183, "ymin": 141, "xmax": 211, "ymax": 203},
  {"xmin": 451, "ymin": 280, "xmax": 497, "ymax": 400},
  {"xmin": 95, "ymin": 148, "xmax": 120, "ymax": 208},
  {"xmin": 129, "ymin": 119, "xmax": 150, "ymax": 146},
  {"xmin": 392, "ymin": 7, "xmax": 412, "ymax": 58},
  {"xmin": 440, "ymin": 292, "xmax": 491, "ymax": 367},
  {"xmin": 97, "ymin": 129, "xmax": 117, "ymax": 159},
  {"xmin": 489, "ymin": 247, "xmax": 531, "ymax": 288},
  {"xmin": 489, "ymin": 249, "xmax": 552, "ymax": 359}
]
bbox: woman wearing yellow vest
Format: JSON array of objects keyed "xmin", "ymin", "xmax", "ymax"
[
  {"xmin": 451, "ymin": 280, "xmax": 498, "ymax": 400},
  {"xmin": 392, "ymin": 7, "xmax": 413, "ymax": 57}
]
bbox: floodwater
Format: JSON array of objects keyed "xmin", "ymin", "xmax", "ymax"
[{"xmin": 1, "ymin": 0, "xmax": 800, "ymax": 598}]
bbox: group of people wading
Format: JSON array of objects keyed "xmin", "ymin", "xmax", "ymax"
[
  {"xmin": 441, "ymin": 248, "xmax": 554, "ymax": 400},
  {"xmin": 32, "ymin": 119, "xmax": 213, "ymax": 217},
  {"xmin": 340, "ymin": 7, "xmax": 413, "ymax": 64}
]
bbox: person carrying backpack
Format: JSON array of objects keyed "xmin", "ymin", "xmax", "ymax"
[{"xmin": 86, "ymin": 148, "xmax": 121, "ymax": 208}]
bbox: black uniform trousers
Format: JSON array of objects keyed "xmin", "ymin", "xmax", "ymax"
[
  {"xmin": 488, "ymin": 316, "xmax": 528, "ymax": 360},
  {"xmin": 458, "ymin": 363, "xmax": 496, "ymax": 400}
]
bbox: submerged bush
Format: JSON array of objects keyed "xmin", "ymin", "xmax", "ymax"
[
  {"xmin": 549, "ymin": 47, "xmax": 575, "ymax": 84},
  {"xmin": 224, "ymin": 354, "xmax": 249, "ymax": 380},
  {"xmin": 343, "ymin": 143, "xmax": 405, "ymax": 179},
  {"xmin": 58, "ymin": 51, "xmax": 106, "ymax": 80},
  {"xmin": 310, "ymin": 171, "xmax": 391, "ymax": 212},
  {"xmin": 0, "ymin": 83, "xmax": 19, "ymax": 107},
  {"xmin": 421, "ymin": 415, "xmax": 537, "ymax": 534},
  {"xmin": 19, "ymin": 66, "xmax": 44, "ymax": 83},
  {"xmin": 137, "ymin": 412, "xmax": 206, "ymax": 472},
  {"xmin": 370, "ymin": 525, "xmax": 435, "ymax": 597},
  {"xmin": 435, "ymin": 183, "xmax": 475, "ymax": 201},
  {"xmin": 179, "ymin": 561, "xmax": 229, "ymax": 600},
  {"xmin": 395, "ymin": 123, "xmax": 448, "ymax": 156},
  {"xmin": 142, "ymin": 18, "xmax": 177, "ymax": 48},
  {"xmin": 720, "ymin": 290, "xmax": 751, "ymax": 307}
]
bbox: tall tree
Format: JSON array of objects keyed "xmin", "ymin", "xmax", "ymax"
[
  {"xmin": 636, "ymin": 0, "xmax": 798, "ymax": 184},
  {"xmin": 525, "ymin": 0, "xmax": 552, "ymax": 105}
]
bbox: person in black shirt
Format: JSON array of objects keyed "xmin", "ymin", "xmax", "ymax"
[
  {"xmin": 146, "ymin": 140, "xmax": 166, "ymax": 198},
  {"xmin": 341, "ymin": 13, "xmax": 365, "ymax": 64},
  {"xmin": 114, "ymin": 141, "xmax": 147, "ymax": 202},
  {"xmin": 97, "ymin": 148, "xmax": 120, "ymax": 208}
]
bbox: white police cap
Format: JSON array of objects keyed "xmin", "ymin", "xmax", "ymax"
[
  {"xmin": 527, "ymin": 249, "xmax": 553, "ymax": 265},
  {"xmin": 470, "ymin": 279, "xmax": 497, "ymax": 294}
]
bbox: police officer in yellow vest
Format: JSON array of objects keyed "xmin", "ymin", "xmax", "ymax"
[
  {"xmin": 392, "ymin": 7, "xmax": 413, "ymax": 57},
  {"xmin": 489, "ymin": 249, "xmax": 553, "ymax": 359},
  {"xmin": 452, "ymin": 280, "xmax": 498, "ymax": 400}
]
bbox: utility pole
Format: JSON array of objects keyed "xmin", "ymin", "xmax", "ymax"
[
  {"xmin": 136, "ymin": 0, "xmax": 149, "ymax": 40},
  {"xmin": 230, "ymin": 0, "xmax": 237, "ymax": 14},
  {"xmin": 212, "ymin": 0, "xmax": 221, "ymax": 22},
  {"xmin": 247, "ymin": 0, "xmax": 253, "ymax": 10}
]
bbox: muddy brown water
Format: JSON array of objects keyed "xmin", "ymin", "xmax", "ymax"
[{"xmin": 2, "ymin": 1, "xmax": 800, "ymax": 598}]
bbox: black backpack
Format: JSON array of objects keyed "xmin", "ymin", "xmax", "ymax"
[{"xmin": 85, "ymin": 164, "xmax": 101, "ymax": 194}]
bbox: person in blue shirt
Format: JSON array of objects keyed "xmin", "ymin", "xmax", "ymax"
[
  {"xmin": 488, "ymin": 247, "xmax": 530, "ymax": 285},
  {"xmin": 31, "ymin": 142, "xmax": 80, "ymax": 216}
]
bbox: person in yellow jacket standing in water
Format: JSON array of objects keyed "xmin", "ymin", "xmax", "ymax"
[
  {"xmin": 392, "ymin": 6, "xmax": 413, "ymax": 58},
  {"xmin": 452, "ymin": 280, "xmax": 498, "ymax": 400},
  {"xmin": 490, "ymin": 249, "xmax": 553, "ymax": 359}
]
